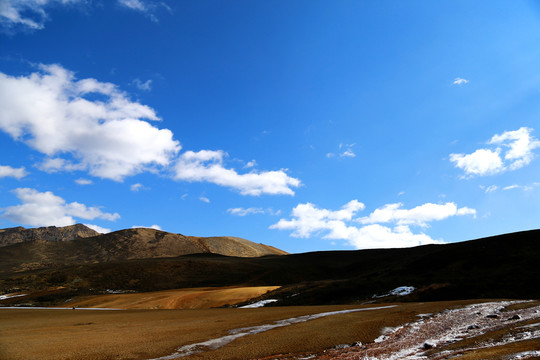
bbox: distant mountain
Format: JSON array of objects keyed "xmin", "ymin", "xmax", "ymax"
[
  {"xmin": 0, "ymin": 228, "xmax": 537, "ymax": 307},
  {"xmin": 0, "ymin": 224, "xmax": 99, "ymax": 247},
  {"xmin": 0, "ymin": 225, "xmax": 287, "ymax": 273}
]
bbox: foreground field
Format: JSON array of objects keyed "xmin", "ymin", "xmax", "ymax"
[{"xmin": 1, "ymin": 300, "xmax": 538, "ymax": 360}]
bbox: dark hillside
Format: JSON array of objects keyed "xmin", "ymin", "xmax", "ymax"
[{"xmin": 0, "ymin": 229, "xmax": 538, "ymax": 306}]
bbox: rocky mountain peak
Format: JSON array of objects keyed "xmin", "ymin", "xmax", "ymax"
[{"xmin": 0, "ymin": 224, "xmax": 100, "ymax": 247}]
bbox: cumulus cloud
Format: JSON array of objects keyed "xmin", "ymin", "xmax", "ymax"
[
  {"xmin": 0, "ymin": 64, "xmax": 181, "ymax": 181},
  {"xmin": 452, "ymin": 77, "xmax": 469, "ymax": 85},
  {"xmin": 132, "ymin": 224, "xmax": 161, "ymax": 230},
  {"xmin": 0, "ymin": 165, "xmax": 27, "ymax": 179},
  {"xmin": 174, "ymin": 150, "xmax": 301, "ymax": 196},
  {"xmin": 0, "ymin": 0, "xmax": 83, "ymax": 31},
  {"xmin": 1, "ymin": 188, "xmax": 120, "ymax": 227},
  {"xmin": 357, "ymin": 202, "xmax": 476, "ymax": 228},
  {"xmin": 450, "ymin": 127, "xmax": 540, "ymax": 177},
  {"xmin": 271, "ymin": 200, "xmax": 475, "ymax": 249},
  {"xmin": 84, "ymin": 223, "xmax": 111, "ymax": 233}
]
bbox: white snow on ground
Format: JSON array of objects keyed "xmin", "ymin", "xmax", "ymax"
[
  {"xmin": 373, "ymin": 286, "xmax": 415, "ymax": 298},
  {"xmin": 0, "ymin": 293, "xmax": 26, "ymax": 300},
  {"xmin": 508, "ymin": 351, "xmax": 540, "ymax": 359},
  {"xmin": 148, "ymin": 305, "xmax": 397, "ymax": 360},
  {"xmin": 239, "ymin": 299, "xmax": 278, "ymax": 308},
  {"xmin": 305, "ymin": 300, "xmax": 540, "ymax": 360},
  {"xmin": 389, "ymin": 286, "xmax": 415, "ymax": 296}
]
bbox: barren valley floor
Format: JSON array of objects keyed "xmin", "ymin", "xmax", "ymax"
[{"xmin": 1, "ymin": 300, "xmax": 539, "ymax": 360}]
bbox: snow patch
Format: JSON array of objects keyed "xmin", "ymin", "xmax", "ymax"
[
  {"xmin": 373, "ymin": 286, "xmax": 415, "ymax": 298},
  {"xmin": 0, "ymin": 293, "xmax": 26, "ymax": 300},
  {"xmin": 239, "ymin": 299, "xmax": 278, "ymax": 308}
]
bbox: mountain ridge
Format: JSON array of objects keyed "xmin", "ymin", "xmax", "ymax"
[
  {"xmin": 0, "ymin": 228, "xmax": 537, "ymax": 307},
  {"xmin": 0, "ymin": 224, "xmax": 100, "ymax": 247},
  {"xmin": 0, "ymin": 225, "xmax": 287, "ymax": 274}
]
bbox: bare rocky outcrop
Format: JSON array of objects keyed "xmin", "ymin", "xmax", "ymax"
[{"xmin": 0, "ymin": 224, "xmax": 99, "ymax": 247}]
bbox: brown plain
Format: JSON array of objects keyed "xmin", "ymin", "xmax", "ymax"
[
  {"xmin": 0, "ymin": 300, "xmax": 487, "ymax": 360},
  {"xmin": 65, "ymin": 286, "xmax": 281, "ymax": 309}
]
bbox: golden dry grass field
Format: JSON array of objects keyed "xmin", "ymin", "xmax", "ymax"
[
  {"xmin": 0, "ymin": 299, "xmax": 504, "ymax": 360},
  {"xmin": 64, "ymin": 286, "xmax": 280, "ymax": 310}
]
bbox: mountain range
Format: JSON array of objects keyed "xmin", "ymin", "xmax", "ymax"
[{"xmin": 0, "ymin": 225, "xmax": 538, "ymax": 307}]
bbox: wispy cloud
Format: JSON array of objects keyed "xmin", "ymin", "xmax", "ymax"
[
  {"xmin": 0, "ymin": 0, "xmax": 85, "ymax": 31},
  {"xmin": 479, "ymin": 185, "xmax": 498, "ymax": 193},
  {"xmin": 130, "ymin": 183, "xmax": 144, "ymax": 192},
  {"xmin": 503, "ymin": 182, "xmax": 540, "ymax": 191},
  {"xmin": 227, "ymin": 207, "xmax": 280, "ymax": 216},
  {"xmin": 450, "ymin": 127, "xmax": 540, "ymax": 177},
  {"xmin": 75, "ymin": 178, "xmax": 93, "ymax": 185},
  {"xmin": 132, "ymin": 78, "xmax": 152, "ymax": 91},
  {"xmin": 452, "ymin": 77, "xmax": 469, "ymax": 85},
  {"xmin": 326, "ymin": 143, "xmax": 356, "ymax": 159},
  {"xmin": 199, "ymin": 196, "xmax": 210, "ymax": 203},
  {"xmin": 271, "ymin": 200, "xmax": 475, "ymax": 249},
  {"xmin": 0, "ymin": 165, "xmax": 27, "ymax": 179},
  {"xmin": 1, "ymin": 188, "xmax": 120, "ymax": 227},
  {"xmin": 117, "ymin": 0, "xmax": 171, "ymax": 22}
]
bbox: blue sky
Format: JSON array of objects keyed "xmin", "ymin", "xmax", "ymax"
[{"xmin": 1, "ymin": 0, "xmax": 540, "ymax": 253}]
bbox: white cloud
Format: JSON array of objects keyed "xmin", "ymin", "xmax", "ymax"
[
  {"xmin": 117, "ymin": 0, "xmax": 171, "ymax": 22},
  {"xmin": 271, "ymin": 200, "xmax": 475, "ymax": 249},
  {"xmin": 132, "ymin": 224, "xmax": 161, "ymax": 230},
  {"xmin": 132, "ymin": 78, "xmax": 152, "ymax": 91},
  {"xmin": 450, "ymin": 149, "xmax": 503, "ymax": 177},
  {"xmin": 227, "ymin": 207, "xmax": 266, "ymax": 216},
  {"xmin": 130, "ymin": 183, "xmax": 144, "ymax": 191},
  {"xmin": 480, "ymin": 185, "xmax": 498, "ymax": 193},
  {"xmin": 199, "ymin": 196, "xmax": 210, "ymax": 203},
  {"xmin": 452, "ymin": 77, "xmax": 469, "ymax": 85},
  {"xmin": 75, "ymin": 178, "xmax": 93, "ymax": 185},
  {"xmin": 1, "ymin": 188, "xmax": 120, "ymax": 227},
  {"xmin": 0, "ymin": 0, "xmax": 84, "ymax": 31},
  {"xmin": 119, "ymin": 0, "xmax": 147, "ymax": 11},
  {"xmin": 489, "ymin": 127, "xmax": 540, "ymax": 170},
  {"xmin": 339, "ymin": 143, "xmax": 356, "ymax": 158},
  {"xmin": 0, "ymin": 64, "xmax": 181, "ymax": 181},
  {"xmin": 327, "ymin": 143, "xmax": 356, "ymax": 159},
  {"xmin": 84, "ymin": 223, "xmax": 111, "ymax": 234},
  {"xmin": 450, "ymin": 128, "xmax": 540, "ymax": 177},
  {"xmin": 0, "ymin": 165, "xmax": 27, "ymax": 179},
  {"xmin": 503, "ymin": 182, "xmax": 540, "ymax": 191},
  {"xmin": 358, "ymin": 202, "xmax": 476, "ymax": 228},
  {"xmin": 174, "ymin": 150, "xmax": 301, "ymax": 196},
  {"xmin": 244, "ymin": 160, "xmax": 257, "ymax": 168}
]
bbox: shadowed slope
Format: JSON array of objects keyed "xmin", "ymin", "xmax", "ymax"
[{"xmin": 0, "ymin": 229, "xmax": 538, "ymax": 307}]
